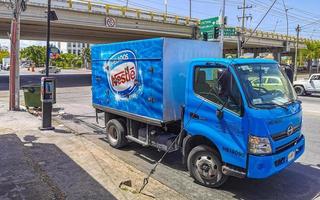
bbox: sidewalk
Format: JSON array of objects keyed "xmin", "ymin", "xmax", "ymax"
[{"xmin": 0, "ymin": 101, "xmax": 186, "ymax": 199}]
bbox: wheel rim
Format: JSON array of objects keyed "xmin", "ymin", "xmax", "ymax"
[
  {"xmin": 194, "ymin": 155, "xmax": 220, "ymax": 181},
  {"xmin": 295, "ymin": 87, "xmax": 302, "ymax": 95},
  {"xmin": 108, "ymin": 126, "xmax": 118, "ymax": 143}
]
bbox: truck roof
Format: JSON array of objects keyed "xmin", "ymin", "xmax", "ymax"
[{"xmin": 191, "ymin": 58, "xmax": 278, "ymax": 65}]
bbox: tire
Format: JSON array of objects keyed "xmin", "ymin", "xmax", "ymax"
[
  {"xmin": 106, "ymin": 119, "xmax": 128, "ymax": 148},
  {"xmin": 294, "ymin": 85, "xmax": 305, "ymax": 96},
  {"xmin": 187, "ymin": 145, "xmax": 228, "ymax": 188}
]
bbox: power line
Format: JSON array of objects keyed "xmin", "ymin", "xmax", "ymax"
[{"xmin": 243, "ymin": 0, "xmax": 278, "ymax": 47}]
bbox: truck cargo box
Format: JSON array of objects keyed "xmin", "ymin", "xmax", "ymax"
[{"xmin": 91, "ymin": 38, "xmax": 221, "ymax": 124}]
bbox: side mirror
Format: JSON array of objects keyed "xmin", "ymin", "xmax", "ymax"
[{"xmin": 216, "ymin": 109, "xmax": 224, "ymax": 120}]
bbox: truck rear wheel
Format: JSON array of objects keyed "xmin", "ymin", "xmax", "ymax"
[
  {"xmin": 187, "ymin": 145, "xmax": 228, "ymax": 188},
  {"xmin": 106, "ymin": 119, "xmax": 128, "ymax": 148},
  {"xmin": 294, "ymin": 85, "xmax": 305, "ymax": 96}
]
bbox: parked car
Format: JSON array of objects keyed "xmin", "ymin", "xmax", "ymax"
[
  {"xmin": 293, "ymin": 73, "xmax": 320, "ymax": 95},
  {"xmin": 251, "ymin": 76, "xmax": 282, "ymax": 90},
  {"xmin": 39, "ymin": 66, "xmax": 61, "ymax": 74},
  {"xmin": 2, "ymin": 64, "xmax": 10, "ymax": 71}
]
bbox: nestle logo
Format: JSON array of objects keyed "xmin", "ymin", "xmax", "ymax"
[{"xmin": 105, "ymin": 50, "xmax": 141, "ymax": 99}]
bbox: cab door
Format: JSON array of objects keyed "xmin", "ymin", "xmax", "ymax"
[
  {"xmin": 310, "ymin": 74, "xmax": 320, "ymax": 92},
  {"xmin": 184, "ymin": 63, "xmax": 248, "ymax": 168}
]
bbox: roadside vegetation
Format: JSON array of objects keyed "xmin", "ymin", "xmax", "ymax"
[
  {"xmin": 0, "ymin": 49, "xmax": 9, "ymax": 64},
  {"xmin": 19, "ymin": 45, "xmax": 91, "ymax": 69},
  {"xmin": 299, "ymin": 41, "xmax": 320, "ymax": 74}
]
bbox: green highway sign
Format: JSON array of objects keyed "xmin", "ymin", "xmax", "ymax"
[
  {"xmin": 223, "ymin": 27, "xmax": 236, "ymax": 37},
  {"xmin": 200, "ymin": 17, "xmax": 219, "ymax": 32}
]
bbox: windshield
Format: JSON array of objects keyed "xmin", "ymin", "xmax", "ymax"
[{"xmin": 235, "ymin": 63, "xmax": 296, "ymax": 108}]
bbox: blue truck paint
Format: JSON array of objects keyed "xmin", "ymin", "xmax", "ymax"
[
  {"xmin": 91, "ymin": 38, "xmax": 221, "ymax": 122},
  {"xmin": 92, "ymin": 38, "xmax": 305, "ymax": 186}
]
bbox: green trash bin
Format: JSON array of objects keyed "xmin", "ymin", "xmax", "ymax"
[{"xmin": 22, "ymin": 85, "xmax": 41, "ymax": 109}]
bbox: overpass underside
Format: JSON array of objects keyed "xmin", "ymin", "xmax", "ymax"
[{"xmin": 0, "ymin": 1, "xmax": 196, "ymax": 43}]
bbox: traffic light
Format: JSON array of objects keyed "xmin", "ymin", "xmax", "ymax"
[
  {"xmin": 214, "ymin": 27, "xmax": 220, "ymax": 39},
  {"xmin": 203, "ymin": 32, "xmax": 208, "ymax": 41}
]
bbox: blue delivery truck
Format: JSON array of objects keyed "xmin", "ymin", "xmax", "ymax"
[{"xmin": 91, "ymin": 38, "xmax": 305, "ymax": 187}]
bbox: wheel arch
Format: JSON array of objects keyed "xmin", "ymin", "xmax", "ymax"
[{"xmin": 182, "ymin": 134, "xmax": 222, "ymax": 166}]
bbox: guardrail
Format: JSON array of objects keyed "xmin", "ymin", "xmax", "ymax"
[
  {"xmin": 238, "ymin": 27, "xmax": 317, "ymax": 43},
  {"xmin": 57, "ymin": 0, "xmax": 199, "ymax": 26}
]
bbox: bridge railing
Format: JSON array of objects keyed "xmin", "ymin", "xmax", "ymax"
[
  {"xmin": 238, "ymin": 27, "xmax": 317, "ymax": 43},
  {"xmin": 46, "ymin": 0, "xmax": 199, "ymax": 26}
]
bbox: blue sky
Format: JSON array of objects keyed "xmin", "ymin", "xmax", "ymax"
[
  {"xmin": 0, "ymin": 0, "xmax": 318, "ymax": 48},
  {"xmin": 97, "ymin": 0, "xmax": 319, "ymax": 38}
]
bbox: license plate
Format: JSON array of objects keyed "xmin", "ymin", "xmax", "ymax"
[{"xmin": 288, "ymin": 150, "xmax": 296, "ymax": 162}]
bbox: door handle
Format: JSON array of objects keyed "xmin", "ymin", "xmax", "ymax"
[{"xmin": 190, "ymin": 112, "xmax": 206, "ymax": 120}]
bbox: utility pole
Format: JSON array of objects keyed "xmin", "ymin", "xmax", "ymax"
[
  {"xmin": 8, "ymin": 0, "xmax": 26, "ymax": 111},
  {"xmin": 220, "ymin": 0, "xmax": 226, "ymax": 57},
  {"xmin": 189, "ymin": 0, "xmax": 192, "ymax": 18},
  {"xmin": 164, "ymin": 0, "xmax": 168, "ymax": 15},
  {"xmin": 237, "ymin": 31, "xmax": 241, "ymax": 58},
  {"xmin": 294, "ymin": 24, "xmax": 301, "ymax": 81},
  {"xmin": 273, "ymin": 19, "xmax": 279, "ymax": 33},
  {"xmin": 281, "ymin": 0, "xmax": 290, "ymax": 52},
  {"xmin": 125, "ymin": 0, "xmax": 129, "ymax": 9},
  {"xmin": 237, "ymin": 0, "xmax": 252, "ymax": 56}
]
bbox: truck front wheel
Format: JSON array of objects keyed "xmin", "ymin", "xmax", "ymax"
[
  {"xmin": 187, "ymin": 145, "xmax": 228, "ymax": 188},
  {"xmin": 106, "ymin": 119, "xmax": 128, "ymax": 148}
]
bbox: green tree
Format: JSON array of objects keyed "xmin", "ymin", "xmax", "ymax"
[
  {"xmin": 299, "ymin": 41, "xmax": 320, "ymax": 75},
  {"xmin": 52, "ymin": 53, "xmax": 82, "ymax": 69},
  {"xmin": 81, "ymin": 47, "xmax": 91, "ymax": 68},
  {"xmin": 20, "ymin": 45, "xmax": 46, "ymax": 67},
  {"xmin": 0, "ymin": 50, "xmax": 9, "ymax": 64}
]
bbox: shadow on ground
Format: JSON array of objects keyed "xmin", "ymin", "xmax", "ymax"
[
  {"xmin": 0, "ymin": 133, "xmax": 116, "ymax": 200},
  {"xmin": 54, "ymin": 112, "xmax": 320, "ymax": 200}
]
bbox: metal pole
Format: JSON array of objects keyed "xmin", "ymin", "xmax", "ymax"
[
  {"xmin": 240, "ymin": 0, "xmax": 246, "ymax": 56},
  {"xmin": 41, "ymin": 0, "xmax": 54, "ymax": 130},
  {"xmin": 164, "ymin": 0, "xmax": 167, "ymax": 15},
  {"xmin": 281, "ymin": 0, "xmax": 289, "ymax": 52},
  {"xmin": 45, "ymin": 0, "xmax": 51, "ymax": 78},
  {"xmin": 189, "ymin": 0, "xmax": 191, "ymax": 18},
  {"xmin": 294, "ymin": 24, "xmax": 300, "ymax": 81},
  {"xmin": 237, "ymin": 31, "xmax": 241, "ymax": 58},
  {"xmin": 220, "ymin": 0, "xmax": 226, "ymax": 57},
  {"xmin": 125, "ymin": 0, "xmax": 129, "ymax": 8}
]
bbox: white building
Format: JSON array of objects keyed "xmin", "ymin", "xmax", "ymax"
[{"xmin": 51, "ymin": 42, "xmax": 89, "ymax": 55}]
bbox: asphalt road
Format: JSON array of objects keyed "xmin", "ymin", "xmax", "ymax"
[
  {"xmin": 0, "ymin": 73, "xmax": 91, "ymax": 90},
  {"xmin": 50, "ymin": 87, "xmax": 320, "ymax": 200}
]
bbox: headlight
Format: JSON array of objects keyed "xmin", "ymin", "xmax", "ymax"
[{"xmin": 249, "ymin": 135, "xmax": 272, "ymax": 155}]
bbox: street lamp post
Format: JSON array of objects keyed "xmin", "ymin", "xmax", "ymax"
[{"xmin": 40, "ymin": 0, "xmax": 58, "ymax": 130}]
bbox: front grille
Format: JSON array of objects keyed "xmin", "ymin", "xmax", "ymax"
[
  {"xmin": 275, "ymin": 135, "xmax": 302, "ymax": 154},
  {"xmin": 271, "ymin": 125, "xmax": 300, "ymax": 141}
]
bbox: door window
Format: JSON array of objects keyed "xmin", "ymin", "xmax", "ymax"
[
  {"xmin": 311, "ymin": 75, "xmax": 320, "ymax": 80},
  {"xmin": 194, "ymin": 66, "xmax": 243, "ymax": 115}
]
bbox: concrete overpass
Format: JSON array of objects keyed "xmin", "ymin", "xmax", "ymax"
[{"xmin": 0, "ymin": 0, "xmax": 315, "ymax": 52}]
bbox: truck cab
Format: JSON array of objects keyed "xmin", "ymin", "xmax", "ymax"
[{"xmin": 182, "ymin": 58, "xmax": 304, "ymax": 187}]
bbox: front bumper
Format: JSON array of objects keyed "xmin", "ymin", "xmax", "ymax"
[{"xmin": 247, "ymin": 134, "xmax": 305, "ymax": 179}]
